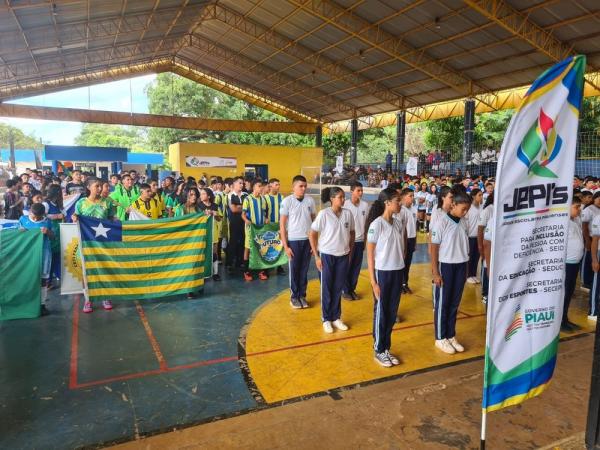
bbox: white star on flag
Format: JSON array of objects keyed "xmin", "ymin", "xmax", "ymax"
[{"xmin": 91, "ymin": 222, "xmax": 111, "ymax": 239}]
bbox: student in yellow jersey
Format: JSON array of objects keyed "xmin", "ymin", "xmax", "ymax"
[
  {"xmin": 131, "ymin": 183, "xmax": 162, "ymax": 219},
  {"xmin": 265, "ymin": 178, "xmax": 285, "ymax": 276},
  {"xmin": 149, "ymin": 179, "xmax": 166, "ymax": 217},
  {"xmin": 242, "ymin": 179, "xmax": 269, "ymax": 281}
]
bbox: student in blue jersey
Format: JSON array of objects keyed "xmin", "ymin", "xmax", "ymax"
[
  {"xmin": 309, "ymin": 187, "xmax": 355, "ymax": 334},
  {"xmin": 265, "ymin": 178, "xmax": 285, "ymax": 276},
  {"xmin": 430, "ymin": 188, "xmax": 472, "ymax": 355},
  {"xmin": 19, "ymin": 202, "xmax": 55, "ymax": 316},
  {"xmin": 581, "ymin": 192, "xmax": 600, "ymax": 290},
  {"xmin": 280, "ymin": 175, "xmax": 316, "ymax": 309},
  {"xmin": 366, "ymin": 188, "xmax": 405, "ymax": 367},
  {"xmin": 465, "ymin": 188, "xmax": 483, "ymax": 284},
  {"xmin": 242, "ymin": 179, "xmax": 269, "ymax": 281},
  {"xmin": 562, "ymin": 196, "xmax": 584, "ymax": 332},
  {"xmin": 400, "ymin": 187, "xmax": 417, "ymax": 294},
  {"xmin": 588, "ymin": 212, "xmax": 600, "ymax": 322},
  {"xmin": 342, "ymin": 182, "xmax": 369, "ymax": 300}
]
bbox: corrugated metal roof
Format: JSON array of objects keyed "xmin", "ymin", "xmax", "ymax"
[{"xmin": 0, "ymin": 0, "xmax": 599, "ymax": 125}]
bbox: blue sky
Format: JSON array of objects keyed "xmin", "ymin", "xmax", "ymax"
[{"xmin": 0, "ymin": 74, "xmax": 156, "ymax": 145}]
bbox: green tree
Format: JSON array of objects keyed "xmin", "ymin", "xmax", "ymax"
[
  {"xmin": 423, "ymin": 116, "xmax": 464, "ymax": 160},
  {"xmin": 474, "ymin": 109, "xmax": 512, "ymax": 149},
  {"xmin": 75, "ymin": 124, "xmax": 147, "ymax": 151},
  {"xmin": 0, "ymin": 123, "xmax": 43, "ymax": 149},
  {"xmin": 358, "ymin": 126, "xmax": 395, "ymax": 164},
  {"xmin": 322, "ymin": 132, "xmax": 351, "ymax": 165}
]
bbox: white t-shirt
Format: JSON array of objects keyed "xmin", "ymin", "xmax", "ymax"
[
  {"xmin": 401, "ymin": 205, "xmax": 417, "ymax": 239},
  {"xmin": 367, "ymin": 216, "xmax": 405, "ymax": 271},
  {"xmin": 478, "ymin": 205, "xmax": 494, "ymax": 228},
  {"xmin": 430, "ymin": 213, "xmax": 470, "ymax": 263},
  {"xmin": 581, "ymin": 204, "xmax": 600, "ymax": 224},
  {"xmin": 380, "ymin": 179, "xmax": 388, "ymax": 189},
  {"xmin": 566, "ymin": 216, "xmax": 584, "ymax": 264},
  {"xmin": 465, "ymin": 203, "xmax": 481, "ymax": 238},
  {"xmin": 425, "ymin": 193, "xmax": 437, "ymax": 213},
  {"xmin": 415, "ymin": 191, "xmax": 428, "ymax": 210},
  {"xmin": 430, "ymin": 207, "xmax": 446, "ymax": 231},
  {"xmin": 590, "ymin": 214, "xmax": 600, "ymax": 237},
  {"xmin": 311, "ymin": 207, "xmax": 355, "ymax": 256},
  {"xmin": 280, "ymin": 195, "xmax": 316, "ymax": 241},
  {"xmin": 344, "ymin": 199, "xmax": 369, "ymax": 242},
  {"xmin": 482, "ymin": 221, "xmax": 494, "ymax": 269}
]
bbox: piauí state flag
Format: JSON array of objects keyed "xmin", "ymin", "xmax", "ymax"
[
  {"xmin": 482, "ymin": 55, "xmax": 585, "ymax": 412},
  {"xmin": 78, "ymin": 213, "xmax": 212, "ymax": 301}
]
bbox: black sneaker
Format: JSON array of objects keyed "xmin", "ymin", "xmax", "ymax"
[
  {"xmin": 212, "ymin": 274, "xmax": 221, "ymax": 281},
  {"xmin": 290, "ymin": 297, "xmax": 302, "ymax": 309},
  {"xmin": 403, "ymin": 285, "xmax": 413, "ymax": 294},
  {"xmin": 227, "ymin": 266, "xmax": 234, "ymax": 275},
  {"xmin": 561, "ymin": 322, "xmax": 574, "ymax": 333},
  {"xmin": 40, "ymin": 305, "xmax": 50, "ymax": 316},
  {"xmin": 299, "ymin": 297, "xmax": 309, "ymax": 308},
  {"xmin": 350, "ymin": 291, "xmax": 359, "ymax": 300},
  {"xmin": 277, "ymin": 266, "xmax": 285, "ymax": 275},
  {"xmin": 342, "ymin": 292, "xmax": 353, "ymax": 300},
  {"xmin": 374, "ymin": 352, "xmax": 392, "ymax": 368}
]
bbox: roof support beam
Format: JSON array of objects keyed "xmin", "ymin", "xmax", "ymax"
[
  {"xmin": 463, "ymin": 0, "xmax": 600, "ymax": 90},
  {"xmin": 287, "ymin": 0, "xmax": 492, "ymax": 100},
  {"xmin": 0, "ymin": 102, "xmax": 318, "ymax": 134}
]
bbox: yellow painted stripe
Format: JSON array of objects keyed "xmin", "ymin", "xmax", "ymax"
[
  {"xmin": 123, "ymin": 229, "xmax": 206, "ymax": 242},
  {"xmin": 88, "ymin": 278, "xmax": 204, "ymax": 296},
  {"xmin": 124, "ymin": 216, "xmax": 208, "ymax": 230},
  {"xmin": 83, "ymin": 242, "xmax": 206, "ymax": 255},
  {"xmin": 87, "ymin": 266, "xmax": 205, "ymax": 282},
  {"xmin": 85, "ymin": 255, "xmax": 202, "ymax": 269}
]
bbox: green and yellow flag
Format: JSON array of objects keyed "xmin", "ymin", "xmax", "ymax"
[
  {"xmin": 78, "ymin": 213, "xmax": 212, "ymax": 301},
  {"xmin": 249, "ymin": 223, "xmax": 288, "ymax": 270}
]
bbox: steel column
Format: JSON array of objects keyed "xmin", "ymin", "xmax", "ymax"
[
  {"xmin": 396, "ymin": 111, "xmax": 406, "ymax": 172},
  {"xmin": 350, "ymin": 118, "xmax": 358, "ymax": 166},
  {"xmin": 463, "ymin": 99, "xmax": 475, "ymax": 168},
  {"xmin": 586, "ymin": 320, "xmax": 600, "ymax": 449},
  {"xmin": 315, "ymin": 125, "xmax": 323, "ymax": 147}
]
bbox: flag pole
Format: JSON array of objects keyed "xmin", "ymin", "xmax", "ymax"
[{"xmin": 480, "ymin": 410, "xmax": 486, "ymax": 450}]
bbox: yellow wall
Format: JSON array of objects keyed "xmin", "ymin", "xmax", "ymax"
[{"xmin": 168, "ymin": 142, "xmax": 323, "ymax": 193}]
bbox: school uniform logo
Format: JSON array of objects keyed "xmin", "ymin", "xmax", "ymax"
[{"xmin": 344, "ymin": 222, "xmax": 349, "ymax": 228}]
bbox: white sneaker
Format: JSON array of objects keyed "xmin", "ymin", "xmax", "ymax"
[
  {"xmin": 581, "ymin": 286, "xmax": 591, "ymax": 293},
  {"xmin": 466, "ymin": 277, "xmax": 477, "ymax": 284},
  {"xmin": 323, "ymin": 321, "xmax": 334, "ymax": 333},
  {"xmin": 474, "ymin": 277, "xmax": 481, "ymax": 284},
  {"xmin": 435, "ymin": 339, "xmax": 456, "ymax": 354},
  {"xmin": 588, "ymin": 315, "xmax": 597, "ymax": 322},
  {"xmin": 332, "ymin": 319, "xmax": 349, "ymax": 331},
  {"xmin": 385, "ymin": 350, "xmax": 400, "ymax": 365},
  {"xmin": 448, "ymin": 337, "xmax": 465, "ymax": 353}
]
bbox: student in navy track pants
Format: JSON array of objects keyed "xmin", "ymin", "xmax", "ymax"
[
  {"xmin": 309, "ymin": 187, "xmax": 355, "ymax": 333},
  {"xmin": 430, "ymin": 188, "xmax": 472, "ymax": 355},
  {"xmin": 343, "ymin": 182, "xmax": 369, "ymax": 300},
  {"xmin": 366, "ymin": 188, "xmax": 405, "ymax": 368}
]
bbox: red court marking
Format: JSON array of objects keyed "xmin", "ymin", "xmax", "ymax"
[
  {"xmin": 135, "ymin": 301, "xmax": 168, "ymax": 371},
  {"xmin": 68, "ymin": 295, "xmax": 81, "ymax": 389},
  {"xmin": 70, "ymin": 312, "xmax": 486, "ymax": 389}
]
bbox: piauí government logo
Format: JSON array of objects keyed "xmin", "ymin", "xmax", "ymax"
[
  {"xmin": 253, "ymin": 230, "xmax": 284, "ymax": 264},
  {"xmin": 505, "ymin": 304, "xmax": 524, "ymax": 341},
  {"xmin": 517, "ymin": 108, "xmax": 562, "ymax": 179}
]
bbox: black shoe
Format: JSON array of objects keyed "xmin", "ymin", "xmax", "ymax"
[
  {"xmin": 342, "ymin": 292, "xmax": 353, "ymax": 300},
  {"xmin": 212, "ymin": 274, "xmax": 221, "ymax": 281},
  {"xmin": 403, "ymin": 285, "xmax": 413, "ymax": 294},
  {"xmin": 567, "ymin": 320, "xmax": 581, "ymax": 330},
  {"xmin": 277, "ymin": 266, "xmax": 285, "ymax": 275},
  {"xmin": 350, "ymin": 291, "xmax": 359, "ymax": 300},
  {"xmin": 290, "ymin": 297, "xmax": 302, "ymax": 309},
  {"xmin": 40, "ymin": 305, "xmax": 50, "ymax": 316},
  {"xmin": 561, "ymin": 322, "xmax": 575, "ymax": 332},
  {"xmin": 227, "ymin": 266, "xmax": 234, "ymax": 275},
  {"xmin": 299, "ymin": 297, "xmax": 309, "ymax": 308}
]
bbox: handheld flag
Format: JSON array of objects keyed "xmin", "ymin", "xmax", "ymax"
[
  {"xmin": 483, "ymin": 55, "xmax": 585, "ymax": 417},
  {"xmin": 78, "ymin": 213, "xmax": 212, "ymax": 301},
  {"xmin": 248, "ymin": 223, "xmax": 288, "ymax": 270}
]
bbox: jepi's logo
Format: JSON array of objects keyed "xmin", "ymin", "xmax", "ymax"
[
  {"xmin": 505, "ymin": 304, "xmax": 523, "ymax": 341},
  {"xmin": 516, "ymin": 108, "xmax": 562, "ymax": 178},
  {"xmin": 253, "ymin": 230, "xmax": 284, "ymax": 264}
]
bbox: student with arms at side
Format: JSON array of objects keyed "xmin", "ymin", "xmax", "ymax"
[{"xmin": 343, "ymin": 182, "xmax": 369, "ymax": 300}]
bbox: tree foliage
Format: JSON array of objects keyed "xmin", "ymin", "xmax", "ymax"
[
  {"xmin": 75, "ymin": 124, "xmax": 147, "ymax": 151},
  {"xmin": 0, "ymin": 123, "xmax": 43, "ymax": 149}
]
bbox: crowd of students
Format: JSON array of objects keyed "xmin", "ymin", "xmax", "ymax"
[{"xmin": 2, "ymin": 168, "xmax": 599, "ymax": 368}]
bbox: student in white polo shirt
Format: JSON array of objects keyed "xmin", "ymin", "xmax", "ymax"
[
  {"xmin": 477, "ymin": 192, "xmax": 494, "ymax": 303},
  {"xmin": 343, "ymin": 181, "xmax": 369, "ymax": 301},
  {"xmin": 563, "ymin": 196, "xmax": 584, "ymax": 331},
  {"xmin": 366, "ymin": 188, "xmax": 405, "ymax": 367},
  {"xmin": 400, "ymin": 187, "xmax": 417, "ymax": 294},
  {"xmin": 280, "ymin": 175, "xmax": 316, "ymax": 310},
  {"xmin": 309, "ymin": 187, "xmax": 355, "ymax": 334},
  {"xmin": 430, "ymin": 188, "xmax": 472, "ymax": 355},
  {"xmin": 588, "ymin": 212, "xmax": 600, "ymax": 321},
  {"xmin": 581, "ymin": 192, "xmax": 600, "ymax": 290},
  {"xmin": 465, "ymin": 188, "xmax": 483, "ymax": 284}
]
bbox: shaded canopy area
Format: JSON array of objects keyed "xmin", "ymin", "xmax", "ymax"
[{"xmin": 1, "ymin": 0, "xmax": 599, "ymax": 127}]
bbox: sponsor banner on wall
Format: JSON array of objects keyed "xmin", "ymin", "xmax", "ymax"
[
  {"xmin": 185, "ymin": 156, "xmax": 237, "ymax": 168},
  {"xmin": 60, "ymin": 223, "xmax": 85, "ymax": 295},
  {"xmin": 482, "ymin": 55, "xmax": 585, "ymax": 413}
]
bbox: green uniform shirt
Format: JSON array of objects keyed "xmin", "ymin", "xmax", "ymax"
[{"xmin": 109, "ymin": 184, "xmax": 140, "ymax": 221}]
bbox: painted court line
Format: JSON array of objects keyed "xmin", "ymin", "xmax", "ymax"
[{"xmin": 69, "ymin": 298, "xmax": 486, "ymax": 389}]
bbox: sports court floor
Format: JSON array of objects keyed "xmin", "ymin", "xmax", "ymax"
[{"xmin": 0, "ymin": 235, "xmax": 595, "ymax": 449}]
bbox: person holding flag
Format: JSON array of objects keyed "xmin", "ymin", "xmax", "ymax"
[
  {"xmin": 242, "ymin": 179, "xmax": 268, "ymax": 282},
  {"xmin": 110, "ymin": 173, "xmax": 140, "ymax": 221},
  {"xmin": 265, "ymin": 178, "xmax": 285, "ymax": 276}
]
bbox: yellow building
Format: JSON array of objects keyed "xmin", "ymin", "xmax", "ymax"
[{"xmin": 168, "ymin": 142, "xmax": 323, "ymax": 192}]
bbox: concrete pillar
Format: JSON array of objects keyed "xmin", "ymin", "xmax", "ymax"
[
  {"xmin": 350, "ymin": 118, "xmax": 358, "ymax": 166},
  {"xmin": 396, "ymin": 111, "xmax": 406, "ymax": 172},
  {"xmin": 315, "ymin": 125, "xmax": 323, "ymax": 147},
  {"xmin": 463, "ymin": 99, "xmax": 475, "ymax": 168}
]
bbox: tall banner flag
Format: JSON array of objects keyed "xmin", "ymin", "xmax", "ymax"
[
  {"xmin": 482, "ymin": 55, "xmax": 585, "ymax": 429},
  {"xmin": 249, "ymin": 223, "xmax": 288, "ymax": 270},
  {"xmin": 62, "ymin": 193, "xmax": 81, "ymax": 223},
  {"xmin": 0, "ymin": 228, "xmax": 43, "ymax": 320},
  {"xmin": 60, "ymin": 223, "xmax": 84, "ymax": 295},
  {"xmin": 78, "ymin": 213, "xmax": 212, "ymax": 301}
]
